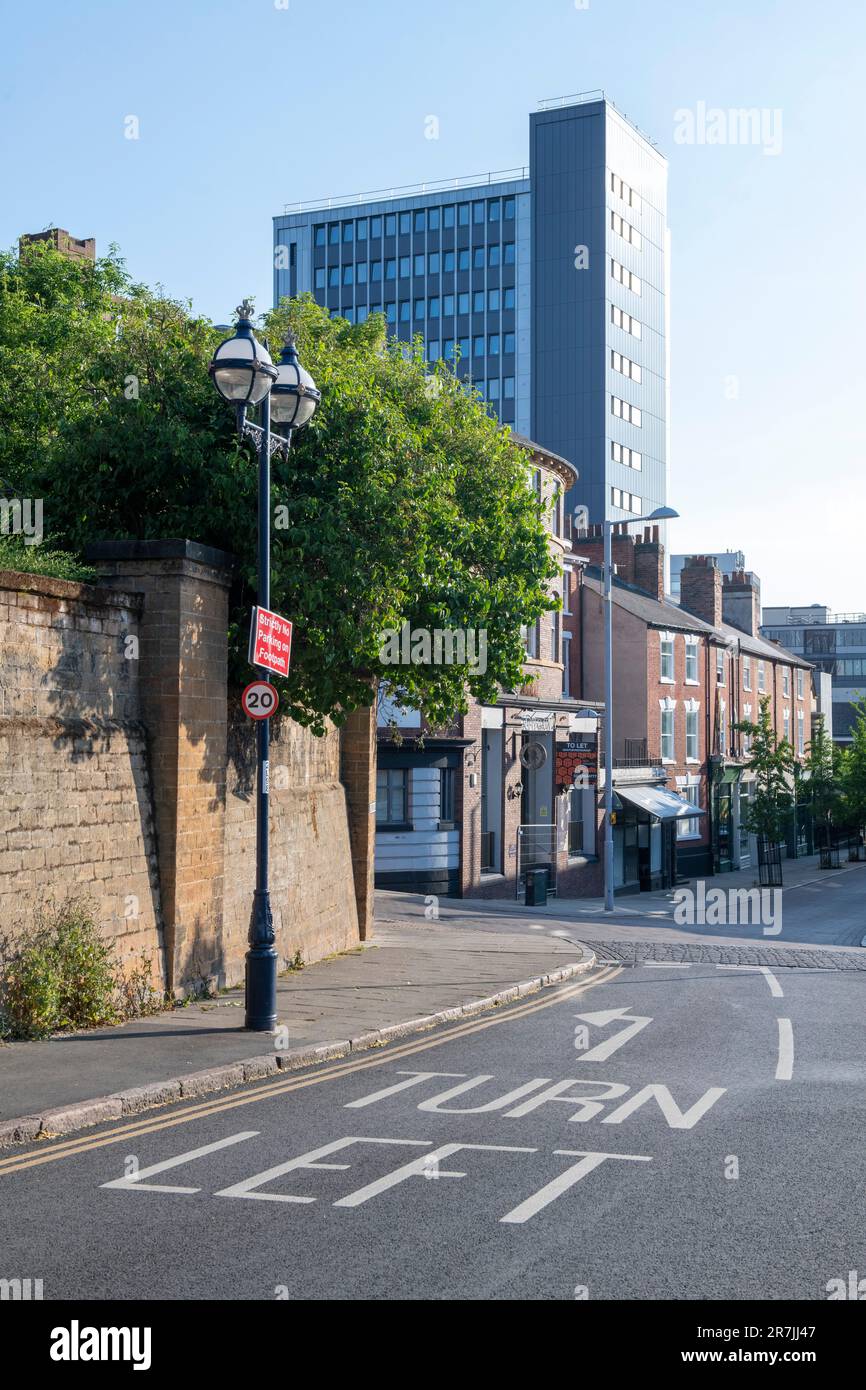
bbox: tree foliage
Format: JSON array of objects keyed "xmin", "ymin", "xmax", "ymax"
[
  {"xmin": 803, "ymin": 713, "xmax": 843, "ymax": 841},
  {"xmin": 1, "ymin": 243, "xmax": 557, "ymax": 732},
  {"xmin": 840, "ymin": 695, "xmax": 866, "ymax": 832},
  {"xmin": 735, "ymin": 695, "xmax": 796, "ymax": 843}
]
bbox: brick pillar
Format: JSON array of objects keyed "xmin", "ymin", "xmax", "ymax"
[
  {"xmin": 86, "ymin": 540, "xmax": 233, "ymax": 993},
  {"xmin": 340, "ymin": 697, "xmax": 377, "ymax": 940}
]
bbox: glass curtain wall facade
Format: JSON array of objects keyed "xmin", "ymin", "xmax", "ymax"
[
  {"xmin": 273, "ymin": 95, "xmax": 668, "ymax": 526},
  {"xmin": 762, "ymin": 607, "xmax": 866, "ymax": 745},
  {"xmin": 274, "ymin": 175, "xmax": 531, "ymax": 436}
]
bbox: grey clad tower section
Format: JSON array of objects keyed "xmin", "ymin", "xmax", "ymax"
[
  {"xmin": 531, "ymin": 97, "xmax": 668, "ymax": 524},
  {"xmin": 273, "ymin": 93, "xmax": 668, "ymax": 526}
]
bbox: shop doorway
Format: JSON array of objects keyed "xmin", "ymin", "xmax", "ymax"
[{"xmin": 518, "ymin": 732, "xmax": 555, "ymax": 893}]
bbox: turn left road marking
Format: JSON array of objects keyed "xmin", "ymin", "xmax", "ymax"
[{"xmin": 572, "ymin": 1006, "xmax": 652, "ymax": 1061}]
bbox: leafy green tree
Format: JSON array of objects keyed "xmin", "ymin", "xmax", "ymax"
[
  {"xmin": 736, "ymin": 695, "xmax": 796, "ymax": 846},
  {"xmin": 0, "ymin": 240, "xmax": 132, "ymax": 494},
  {"xmin": 841, "ymin": 695, "xmax": 866, "ymax": 834},
  {"xmin": 1, "ymin": 243, "xmax": 557, "ymax": 733},
  {"xmin": 803, "ymin": 713, "xmax": 842, "ymax": 846}
]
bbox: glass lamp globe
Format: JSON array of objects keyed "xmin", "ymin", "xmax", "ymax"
[
  {"xmin": 209, "ymin": 300, "xmax": 277, "ymax": 406},
  {"xmin": 270, "ymin": 331, "xmax": 321, "ymax": 429}
]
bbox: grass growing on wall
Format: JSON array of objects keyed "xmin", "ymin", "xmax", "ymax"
[{"xmin": 0, "ymin": 534, "xmax": 97, "ymax": 584}]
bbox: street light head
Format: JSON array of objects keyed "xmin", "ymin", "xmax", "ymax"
[
  {"xmin": 644, "ymin": 506, "xmax": 680, "ymax": 522},
  {"xmin": 208, "ymin": 301, "xmax": 278, "ymax": 406},
  {"xmin": 270, "ymin": 329, "xmax": 321, "ymax": 429}
]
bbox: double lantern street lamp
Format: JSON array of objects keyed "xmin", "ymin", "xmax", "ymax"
[
  {"xmin": 209, "ymin": 301, "xmax": 320, "ymax": 1030},
  {"xmin": 601, "ymin": 505, "xmax": 679, "ymax": 913}
]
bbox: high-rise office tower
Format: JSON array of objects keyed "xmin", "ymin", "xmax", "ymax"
[{"xmin": 273, "ymin": 93, "xmax": 668, "ymax": 525}]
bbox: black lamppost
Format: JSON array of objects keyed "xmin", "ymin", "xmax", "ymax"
[{"xmin": 209, "ymin": 302, "xmax": 320, "ymax": 1030}]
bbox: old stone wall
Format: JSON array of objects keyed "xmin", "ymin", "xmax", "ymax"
[
  {"xmin": 223, "ymin": 709, "xmax": 359, "ymax": 978},
  {"xmin": 0, "ymin": 543, "xmax": 370, "ymax": 995},
  {"xmin": 0, "ymin": 570, "xmax": 164, "ymax": 976}
]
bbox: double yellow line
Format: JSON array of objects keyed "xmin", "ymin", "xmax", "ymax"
[{"xmin": 0, "ymin": 964, "xmax": 620, "ymax": 1177}]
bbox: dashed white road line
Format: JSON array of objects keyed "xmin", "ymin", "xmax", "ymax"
[
  {"xmin": 776, "ymin": 1019, "xmax": 794, "ymax": 1080},
  {"xmin": 717, "ymin": 964, "xmax": 783, "ymax": 997},
  {"xmin": 644, "ymin": 961, "xmax": 691, "ymax": 969}
]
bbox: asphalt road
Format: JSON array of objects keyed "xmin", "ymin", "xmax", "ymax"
[{"xmin": 2, "ymin": 953, "xmax": 865, "ymax": 1301}]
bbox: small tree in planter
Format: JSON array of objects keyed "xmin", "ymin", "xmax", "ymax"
[
  {"xmin": 735, "ymin": 695, "xmax": 796, "ymax": 885},
  {"xmin": 841, "ymin": 695, "xmax": 866, "ymax": 847},
  {"xmin": 804, "ymin": 714, "xmax": 843, "ymax": 851}
]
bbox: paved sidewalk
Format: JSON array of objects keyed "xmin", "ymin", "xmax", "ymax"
[
  {"xmin": 377, "ymin": 854, "xmax": 866, "ymax": 950},
  {"xmin": 0, "ymin": 921, "xmax": 592, "ymax": 1146}
]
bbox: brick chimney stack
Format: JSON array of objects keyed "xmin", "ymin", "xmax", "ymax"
[
  {"xmin": 722, "ymin": 569, "xmax": 761, "ymax": 637},
  {"xmin": 634, "ymin": 524, "xmax": 664, "ymax": 601},
  {"xmin": 569, "ymin": 522, "xmax": 637, "ymax": 585},
  {"xmin": 679, "ymin": 555, "xmax": 722, "ymax": 628}
]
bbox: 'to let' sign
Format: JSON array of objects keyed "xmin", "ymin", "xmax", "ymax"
[{"xmin": 241, "ymin": 681, "xmax": 279, "ymax": 720}]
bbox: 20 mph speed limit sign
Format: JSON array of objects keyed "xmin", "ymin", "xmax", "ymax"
[{"xmin": 241, "ymin": 681, "xmax": 279, "ymax": 720}]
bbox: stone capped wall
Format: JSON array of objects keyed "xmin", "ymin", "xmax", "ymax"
[
  {"xmin": 0, "ymin": 571, "xmax": 164, "ymax": 974},
  {"xmin": 0, "ymin": 542, "xmax": 370, "ymax": 997}
]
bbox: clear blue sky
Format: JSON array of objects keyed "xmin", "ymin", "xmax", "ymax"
[{"xmin": 4, "ymin": 0, "xmax": 865, "ymax": 610}]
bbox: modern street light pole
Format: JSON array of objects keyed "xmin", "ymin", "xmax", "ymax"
[
  {"xmin": 602, "ymin": 505, "xmax": 679, "ymax": 913},
  {"xmin": 603, "ymin": 517, "xmax": 615, "ymax": 913},
  {"xmin": 209, "ymin": 303, "xmax": 320, "ymax": 1029}
]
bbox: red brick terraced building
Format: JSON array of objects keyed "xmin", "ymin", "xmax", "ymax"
[{"xmin": 566, "ymin": 534, "xmax": 814, "ymax": 891}]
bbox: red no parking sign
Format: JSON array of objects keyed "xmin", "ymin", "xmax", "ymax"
[
  {"xmin": 248, "ymin": 605, "xmax": 293, "ymax": 678},
  {"xmin": 241, "ymin": 681, "xmax": 279, "ymax": 720}
]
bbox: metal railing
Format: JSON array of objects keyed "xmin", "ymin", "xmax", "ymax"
[
  {"xmin": 819, "ymin": 842, "xmax": 841, "ymax": 870},
  {"xmin": 778, "ymin": 612, "xmax": 866, "ymax": 625},
  {"xmin": 283, "ymin": 167, "xmax": 530, "ymax": 216},
  {"xmin": 536, "ymin": 89, "xmax": 659, "ymax": 148},
  {"xmin": 598, "ymin": 740, "xmax": 661, "ymax": 769},
  {"xmin": 516, "ymin": 824, "xmax": 558, "ymax": 897},
  {"xmin": 624, "ymin": 738, "xmax": 648, "ymax": 764},
  {"xmin": 757, "ymin": 838, "xmax": 783, "ymax": 887},
  {"xmin": 537, "ymin": 89, "xmax": 605, "ymax": 110}
]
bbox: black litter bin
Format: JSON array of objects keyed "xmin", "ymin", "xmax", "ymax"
[{"xmin": 525, "ymin": 867, "xmax": 549, "ymax": 907}]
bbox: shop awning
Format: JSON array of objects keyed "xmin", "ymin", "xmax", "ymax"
[
  {"xmin": 720, "ymin": 767, "xmax": 743, "ymax": 784},
  {"xmin": 615, "ymin": 785, "xmax": 707, "ymax": 821}
]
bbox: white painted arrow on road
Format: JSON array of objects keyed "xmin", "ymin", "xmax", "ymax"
[{"xmin": 573, "ymin": 1007, "xmax": 653, "ymax": 1061}]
